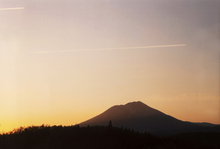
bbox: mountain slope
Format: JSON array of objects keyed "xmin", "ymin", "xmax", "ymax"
[{"xmin": 80, "ymin": 101, "xmax": 219, "ymax": 135}]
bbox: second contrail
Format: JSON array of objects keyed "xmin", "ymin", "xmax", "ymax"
[
  {"xmin": 34, "ymin": 44, "xmax": 186, "ymax": 53},
  {"xmin": 0, "ymin": 7, "xmax": 24, "ymax": 11}
]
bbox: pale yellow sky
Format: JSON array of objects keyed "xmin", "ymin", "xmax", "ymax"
[{"xmin": 0, "ymin": 0, "xmax": 219, "ymax": 133}]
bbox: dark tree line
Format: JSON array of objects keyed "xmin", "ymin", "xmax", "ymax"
[{"xmin": 0, "ymin": 122, "xmax": 219, "ymax": 149}]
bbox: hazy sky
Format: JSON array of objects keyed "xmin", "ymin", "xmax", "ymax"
[{"xmin": 1, "ymin": 0, "xmax": 219, "ymax": 133}]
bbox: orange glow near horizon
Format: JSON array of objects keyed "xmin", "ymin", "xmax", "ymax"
[
  {"xmin": 1, "ymin": 110, "xmax": 101, "ymax": 134},
  {"xmin": 1, "ymin": 96, "xmax": 219, "ymax": 134}
]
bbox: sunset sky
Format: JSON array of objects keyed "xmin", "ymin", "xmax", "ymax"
[{"xmin": 0, "ymin": 0, "xmax": 219, "ymax": 133}]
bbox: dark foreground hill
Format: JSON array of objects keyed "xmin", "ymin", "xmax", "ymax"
[
  {"xmin": 80, "ymin": 101, "xmax": 220, "ymax": 135},
  {"xmin": 1, "ymin": 125, "xmax": 220, "ymax": 149}
]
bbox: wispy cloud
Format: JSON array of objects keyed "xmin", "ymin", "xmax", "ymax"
[
  {"xmin": 34, "ymin": 44, "xmax": 186, "ymax": 54},
  {"xmin": 0, "ymin": 7, "xmax": 24, "ymax": 11}
]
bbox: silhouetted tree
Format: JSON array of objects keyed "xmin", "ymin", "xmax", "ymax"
[{"xmin": 108, "ymin": 120, "xmax": 112, "ymax": 128}]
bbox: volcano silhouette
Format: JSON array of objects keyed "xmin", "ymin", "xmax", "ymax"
[{"xmin": 80, "ymin": 101, "xmax": 219, "ymax": 135}]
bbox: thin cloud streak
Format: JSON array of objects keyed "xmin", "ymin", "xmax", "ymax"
[
  {"xmin": 34, "ymin": 44, "xmax": 186, "ymax": 54},
  {"xmin": 0, "ymin": 7, "xmax": 24, "ymax": 11}
]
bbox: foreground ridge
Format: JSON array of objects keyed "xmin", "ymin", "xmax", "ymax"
[{"xmin": 1, "ymin": 124, "xmax": 219, "ymax": 149}]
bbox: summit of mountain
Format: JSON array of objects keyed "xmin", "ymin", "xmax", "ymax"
[{"xmin": 106, "ymin": 101, "xmax": 163, "ymax": 118}]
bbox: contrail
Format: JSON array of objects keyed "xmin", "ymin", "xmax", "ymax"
[
  {"xmin": 0, "ymin": 7, "xmax": 24, "ymax": 11},
  {"xmin": 34, "ymin": 44, "xmax": 186, "ymax": 54}
]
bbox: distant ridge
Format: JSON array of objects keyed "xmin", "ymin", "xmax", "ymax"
[{"xmin": 80, "ymin": 101, "xmax": 220, "ymax": 135}]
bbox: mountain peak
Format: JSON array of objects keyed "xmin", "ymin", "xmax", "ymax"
[
  {"xmin": 125, "ymin": 101, "xmax": 150, "ymax": 108},
  {"xmin": 125, "ymin": 101, "xmax": 144, "ymax": 105},
  {"xmin": 123, "ymin": 101, "xmax": 162, "ymax": 117}
]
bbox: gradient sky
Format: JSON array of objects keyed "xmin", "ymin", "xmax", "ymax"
[{"xmin": 0, "ymin": 0, "xmax": 219, "ymax": 133}]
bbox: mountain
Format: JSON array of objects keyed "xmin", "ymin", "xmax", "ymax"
[{"xmin": 80, "ymin": 101, "xmax": 220, "ymax": 135}]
